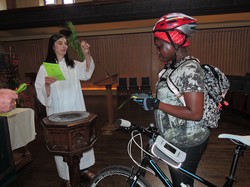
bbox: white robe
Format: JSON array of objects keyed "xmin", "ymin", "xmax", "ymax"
[{"xmin": 35, "ymin": 58, "xmax": 95, "ymax": 180}]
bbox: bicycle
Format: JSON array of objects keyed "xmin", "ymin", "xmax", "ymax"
[{"xmin": 87, "ymin": 119, "xmax": 250, "ymax": 187}]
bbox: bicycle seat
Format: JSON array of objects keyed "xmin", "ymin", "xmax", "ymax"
[{"xmin": 218, "ymin": 134, "xmax": 250, "ymax": 146}]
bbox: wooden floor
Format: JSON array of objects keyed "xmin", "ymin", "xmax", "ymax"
[{"xmin": 5, "ymin": 95, "xmax": 250, "ymax": 187}]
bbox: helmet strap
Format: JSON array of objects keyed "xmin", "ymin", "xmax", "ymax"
[
  {"xmin": 165, "ymin": 31, "xmax": 188, "ymax": 69},
  {"xmin": 165, "ymin": 32, "xmax": 177, "ymax": 69},
  {"xmin": 170, "ymin": 52, "xmax": 177, "ymax": 69},
  {"xmin": 165, "ymin": 32, "xmax": 177, "ymax": 50}
]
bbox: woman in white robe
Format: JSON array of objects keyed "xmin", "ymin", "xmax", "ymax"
[{"xmin": 35, "ymin": 33, "xmax": 95, "ymax": 184}]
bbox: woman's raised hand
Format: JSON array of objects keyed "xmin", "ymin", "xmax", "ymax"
[{"xmin": 81, "ymin": 40, "xmax": 90, "ymax": 55}]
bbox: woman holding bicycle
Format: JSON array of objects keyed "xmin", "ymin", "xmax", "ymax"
[{"xmin": 137, "ymin": 13, "xmax": 211, "ymax": 187}]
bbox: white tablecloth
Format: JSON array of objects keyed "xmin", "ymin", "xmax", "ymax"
[{"xmin": 0, "ymin": 108, "xmax": 36, "ymax": 150}]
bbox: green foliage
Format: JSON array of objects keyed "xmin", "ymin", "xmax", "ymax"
[
  {"xmin": 3, "ymin": 54, "xmax": 19, "ymax": 89},
  {"xmin": 65, "ymin": 21, "xmax": 85, "ymax": 61}
]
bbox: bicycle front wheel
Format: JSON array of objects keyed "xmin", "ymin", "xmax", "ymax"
[{"xmin": 87, "ymin": 165, "xmax": 151, "ymax": 187}]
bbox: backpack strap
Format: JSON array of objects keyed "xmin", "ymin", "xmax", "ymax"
[
  {"xmin": 201, "ymin": 64, "xmax": 220, "ymax": 101},
  {"xmin": 165, "ymin": 56, "xmax": 200, "ymax": 106},
  {"xmin": 167, "ymin": 78, "xmax": 186, "ymax": 106},
  {"xmin": 201, "ymin": 64, "xmax": 219, "ymax": 80}
]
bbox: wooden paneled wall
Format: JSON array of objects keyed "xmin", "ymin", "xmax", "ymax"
[
  {"xmin": 83, "ymin": 33, "xmax": 153, "ymax": 84},
  {"xmin": 189, "ymin": 27, "xmax": 250, "ymax": 75},
  {"xmin": 3, "ymin": 26, "xmax": 250, "ymax": 91}
]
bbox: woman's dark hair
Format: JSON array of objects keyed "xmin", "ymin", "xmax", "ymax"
[{"xmin": 45, "ymin": 33, "xmax": 75, "ymax": 68}]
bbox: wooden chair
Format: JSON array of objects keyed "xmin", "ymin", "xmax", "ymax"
[
  {"xmin": 116, "ymin": 77, "xmax": 128, "ymax": 96},
  {"xmin": 231, "ymin": 81, "xmax": 250, "ymax": 113},
  {"xmin": 128, "ymin": 77, "xmax": 139, "ymax": 94},
  {"xmin": 140, "ymin": 77, "xmax": 151, "ymax": 93}
]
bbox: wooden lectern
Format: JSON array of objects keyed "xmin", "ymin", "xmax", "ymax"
[
  {"xmin": 94, "ymin": 73, "xmax": 119, "ymax": 135},
  {"xmin": 41, "ymin": 111, "xmax": 97, "ymax": 187}
]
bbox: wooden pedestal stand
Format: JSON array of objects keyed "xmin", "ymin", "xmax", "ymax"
[
  {"xmin": 41, "ymin": 111, "xmax": 97, "ymax": 187},
  {"xmin": 94, "ymin": 74, "xmax": 119, "ymax": 135}
]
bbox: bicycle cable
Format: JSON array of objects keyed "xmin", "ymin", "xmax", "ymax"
[{"xmin": 127, "ymin": 131, "xmax": 156, "ymax": 175}]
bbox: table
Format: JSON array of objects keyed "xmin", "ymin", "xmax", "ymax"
[
  {"xmin": 0, "ymin": 108, "xmax": 36, "ymax": 170},
  {"xmin": 0, "ymin": 116, "xmax": 15, "ymax": 186}
]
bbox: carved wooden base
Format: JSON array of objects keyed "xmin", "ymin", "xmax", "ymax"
[
  {"xmin": 101, "ymin": 122, "xmax": 119, "ymax": 135},
  {"xmin": 41, "ymin": 112, "xmax": 97, "ymax": 187},
  {"xmin": 63, "ymin": 154, "xmax": 82, "ymax": 187}
]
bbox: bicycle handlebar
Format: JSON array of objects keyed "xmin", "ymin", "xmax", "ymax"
[
  {"xmin": 116, "ymin": 119, "xmax": 133, "ymax": 128},
  {"xmin": 115, "ymin": 118, "xmax": 158, "ymax": 139}
]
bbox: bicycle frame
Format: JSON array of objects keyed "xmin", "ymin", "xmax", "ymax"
[
  {"xmin": 115, "ymin": 119, "xmax": 249, "ymax": 187},
  {"xmin": 223, "ymin": 144, "xmax": 247, "ymax": 187},
  {"xmin": 129, "ymin": 139, "xmax": 247, "ymax": 187},
  {"xmin": 130, "ymin": 150, "xmax": 216, "ymax": 187}
]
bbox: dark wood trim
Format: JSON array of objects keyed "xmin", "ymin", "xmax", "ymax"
[{"xmin": 0, "ymin": 0, "xmax": 250, "ymax": 31}]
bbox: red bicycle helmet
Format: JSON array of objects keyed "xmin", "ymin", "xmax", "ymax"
[{"xmin": 153, "ymin": 13, "xmax": 197, "ymax": 36}]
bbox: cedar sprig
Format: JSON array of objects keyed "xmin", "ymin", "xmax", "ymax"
[{"xmin": 65, "ymin": 21, "xmax": 85, "ymax": 61}]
